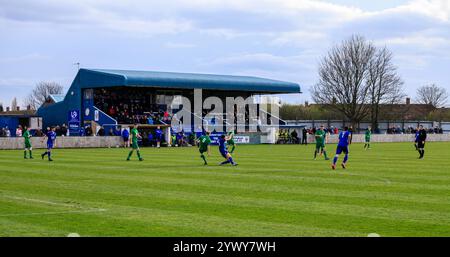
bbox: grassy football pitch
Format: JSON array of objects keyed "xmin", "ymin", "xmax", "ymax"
[{"xmin": 0, "ymin": 142, "xmax": 449, "ymax": 237}]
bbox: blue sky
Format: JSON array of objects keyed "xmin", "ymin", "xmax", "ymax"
[{"xmin": 0, "ymin": 0, "xmax": 449, "ymax": 108}]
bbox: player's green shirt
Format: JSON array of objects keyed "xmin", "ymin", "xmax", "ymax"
[
  {"xmin": 131, "ymin": 128, "xmax": 139, "ymax": 143},
  {"xmin": 23, "ymin": 130, "xmax": 31, "ymax": 147},
  {"xmin": 365, "ymin": 129, "xmax": 372, "ymax": 139},
  {"xmin": 227, "ymin": 132, "xmax": 235, "ymax": 145},
  {"xmin": 315, "ymin": 130, "xmax": 326, "ymax": 144},
  {"xmin": 198, "ymin": 135, "xmax": 211, "ymax": 152},
  {"xmin": 23, "ymin": 130, "xmax": 30, "ymax": 142}
]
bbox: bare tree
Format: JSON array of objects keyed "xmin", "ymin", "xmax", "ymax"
[
  {"xmin": 416, "ymin": 84, "xmax": 448, "ymax": 108},
  {"xmin": 311, "ymin": 35, "xmax": 375, "ymax": 128},
  {"xmin": 25, "ymin": 82, "xmax": 64, "ymax": 110},
  {"xmin": 367, "ymin": 47, "xmax": 405, "ymax": 130}
]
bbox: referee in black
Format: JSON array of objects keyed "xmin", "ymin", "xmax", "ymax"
[{"xmin": 417, "ymin": 125, "xmax": 427, "ymax": 159}]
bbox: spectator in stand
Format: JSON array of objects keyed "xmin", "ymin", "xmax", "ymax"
[
  {"xmin": 164, "ymin": 110, "xmax": 170, "ymax": 122},
  {"xmin": 147, "ymin": 132, "xmax": 154, "ymax": 147},
  {"xmin": 55, "ymin": 125, "xmax": 62, "ymax": 136},
  {"xmin": 155, "ymin": 114, "xmax": 161, "ymax": 124},
  {"xmin": 147, "ymin": 116, "xmax": 154, "ymax": 125},
  {"xmin": 5, "ymin": 126, "xmax": 11, "ymax": 137},
  {"xmin": 85, "ymin": 125, "xmax": 93, "ymax": 136},
  {"xmin": 35, "ymin": 129, "xmax": 44, "ymax": 137},
  {"xmin": 155, "ymin": 126, "xmax": 163, "ymax": 148},
  {"xmin": 176, "ymin": 131, "xmax": 185, "ymax": 146},
  {"xmin": 79, "ymin": 127, "xmax": 85, "ymax": 136},
  {"xmin": 188, "ymin": 133, "xmax": 196, "ymax": 146},
  {"xmin": 434, "ymin": 126, "xmax": 439, "ymax": 134},
  {"xmin": 277, "ymin": 129, "xmax": 284, "ymax": 144},
  {"xmin": 348, "ymin": 126, "xmax": 354, "ymax": 144},
  {"xmin": 61, "ymin": 124, "xmax": 68, "ymax": 136},
  {"xmin": 108, "ymin": 128, "xmax": 114, "ymax": 136},
  {"xmin": 302, "ymin": 127, "xmax": 308, "ymax": 145},
  {"xmin": 114, "ymin": 127, "xmax": 121, "ymax": 136},
  {"xmin": 109, "ymin": 105, "xmax": 116, "ymax": 117},
  {"xmin": 122, "ymin": 128, "xmax": 130, "ymax": 148},
  {"xmin": 171, "ymin": 133, "xmax": 177, "ymax": 146},
  {"xmin": 16, "ymin": 125, "xmax": 23, "ymax": 137},
  {"xmin": 291, "ymin": 129, "xmax": 299, "ymax": 144},
  {"xmin": 97, "ymin": 126, "xmax": 105, "ymax": 136}
]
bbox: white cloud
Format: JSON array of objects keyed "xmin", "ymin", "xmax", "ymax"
[
  {"xmin": 203, "ymin": 53, "xmax": 315, "ymax": 72},
  {"xmin": 0, "ymin": 0, "xmax": 449, "ymax": 104},
  {"xmin": 0, "ymin": 53, "xmax": 51, "ymax": 63},
  {"xmin": 394, "ymin": 0, "xmax": 450, "ymax": 22},
  {"xmin": 382, "ymin": 35, "xmax": 450, "ymax": 48},
  {"xmin": 270, "ymin": 31, "xmax": 328, "ymax": 47},
  {"xmin": 164, "ymin": 42, "xmax": 196, "ymax": 48},
  {"xmin": 0, "ymin": 78, "xmax": 35, "ymax": 87}
]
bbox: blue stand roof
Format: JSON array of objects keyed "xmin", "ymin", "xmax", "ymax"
[{"xmin": 38, "ymin": 68, "xmax": 301, "ymax": 127}]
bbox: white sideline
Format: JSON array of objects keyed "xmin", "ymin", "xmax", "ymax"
[
  {"xmin": 345, "ymin": 173, "xmax": 392, "ymax": 185},
  {"xmin": 0, "ymin": 209, "xmax": 106, "ymax": 217},
  {"xmin": 0, "ymin": 195, "xmax": 106, "ymax": 217}
]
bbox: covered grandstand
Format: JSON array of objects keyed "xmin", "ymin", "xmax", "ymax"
[{"xmin": 37, "ymin": 68, "xmax": 301, "ymax": 141}]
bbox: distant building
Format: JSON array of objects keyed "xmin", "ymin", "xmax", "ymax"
[{"xmin": 0, "ymin": 110, "xmax": 42, "ymax": 137}]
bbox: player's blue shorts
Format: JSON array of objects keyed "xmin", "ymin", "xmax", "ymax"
[
  {"xmin": 156, "ymin": 136, "xmax": 162, "ymax": 142},
  {"xmin": 336, "ymin": 145, "xmax": 349, "ymax": 155},
  {"xmin": 123, "ymin": 136, "xmax": 129, "ymax": 142},
  {"xmin": 47, "ymin": 143, "xmax": 54, "ymax": 150},
  {"xmin": 220, "ymin": 150, "xmax": 229, "ymax": 158}
]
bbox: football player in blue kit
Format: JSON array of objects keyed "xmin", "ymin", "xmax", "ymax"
[
  {"xmin": 218, "ymin": 134, "xmax": 238, "ymax": 166},
  {"xmin": 332, "ymin": 127, "xmax": 351, "ymax": 170}
]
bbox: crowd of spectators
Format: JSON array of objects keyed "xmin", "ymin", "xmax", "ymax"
[
  {"xmin": 277, "ymin": 126, "xmax": 343, "ymax": 144},
  {"xmin": 390, "ymin": 126, "xmax": 444, "ymax": 134},
  {"xmin": 276, "ymin": 125, "xmax": 445, "ymax": 145},
  {"xmin": 0, "ymin": 124, "xmax": 69, "ymax": 137},
  {"xmin": 126, "ymin": 128, "xmax": 201, "ymax": 148},
  {"xmin": 94, "ymin": 89, "xmax": 172, "ymax": 125}
]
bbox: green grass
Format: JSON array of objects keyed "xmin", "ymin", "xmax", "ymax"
[{"xmin": 1, "ymin": 142, "xmax": 449, "ymax": 237}]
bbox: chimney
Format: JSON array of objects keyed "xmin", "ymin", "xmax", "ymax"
[
  {"xmin": 16, "ymin": 106, "xmax": 20, "ymax": 111},
  {"xmin": 406, "ymin": 97, "xmax": 411, "ymax": 105}
]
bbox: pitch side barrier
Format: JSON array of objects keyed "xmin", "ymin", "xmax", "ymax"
[
  {"xmin": 0, "ymin": 136, "xmax": 123, "ymax": 150},
  {"xmin": 1, "ymin": 134, "xmax": 450, "ymax": 150},
  {"xmin": 300, "ymin": 133, "xmax": 450, "ymax": 144}
]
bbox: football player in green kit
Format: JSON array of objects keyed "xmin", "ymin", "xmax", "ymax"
[
  {"xmin": 23, "ymin": 126, "xmax": 33, "ymax": 159},
  {"xmin": 227, "ymin": 131, "xmax": 236, "ymax": 154},
  {"xmin": 127, "ymin": 124, "xmax": 143, "ymax": 161},
  {"xmin": 314, "ymin": 125, "xmax": 329, "ymax": 160},
  {"xmin": 197, "ymin": 131, "xmax": 211, "ymax": 165},
  {"xmin": 364, "ymin": 126, "xmax": 372, "ymax": 150}
]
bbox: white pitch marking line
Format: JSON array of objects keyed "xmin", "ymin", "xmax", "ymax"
[
  {"xmin": 0, "ymin": 209, "xmax": 106, "ymax": 217},
  {"xmin": 0, "ymin": 195, "xmax": 106, "ymax": 215},
  {"xmin": 345, "ymin": 173, "xmax": 391, "ymax": 185}
]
